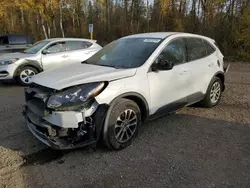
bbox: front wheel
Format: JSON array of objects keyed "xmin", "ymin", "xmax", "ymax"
[
  {"xmin": 200, "ymin": 77, "xmax": 222, "ymax": 108},
  {"xmin": 16, "ymin": 66, "xmax": 38, "ymax": 85},
  {"xmin": 104, "ymin": 98, "xmax": 141, "ymax": 150}
]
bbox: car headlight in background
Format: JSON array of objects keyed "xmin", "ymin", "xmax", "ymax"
[
  {"xmin": 47, "ymin": 82, "xmax": 107, "ymax": 110},
  {"xmin": 0, "ymin": 58, "xmax": 19, "ymax": 66}
]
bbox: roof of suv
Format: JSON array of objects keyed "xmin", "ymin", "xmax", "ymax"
[
  {"xmin": 43, "ymin": 38, "xmax": 97, "ymax": 43},
  {"xmin": 123, "ymin": 32, "xmax": 214, "ymax": 41},
  {"xmin": 123, "ymin": 32, "xmax": 178, "ymax": 39}
]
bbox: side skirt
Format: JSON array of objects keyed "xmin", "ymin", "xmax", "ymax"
[{"xmin": 148, "ymin": 92, "xmax": 204, "ymax": 121}]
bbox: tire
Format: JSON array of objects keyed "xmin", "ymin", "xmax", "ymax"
[
  {"xmin": 16, "ymin": 66, "xmax": 38, "ymax": 85},
  {"xmin": 200, "ymin": 77, "xmax": 222, "ymax": 108},
  {"xmin": 104, "ymin": 98, "xmax": 141, "ymax": 150}
]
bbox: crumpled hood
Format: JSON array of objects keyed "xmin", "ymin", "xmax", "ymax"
[
  {"xmin": 0, "ymin": 52, "xmax": 35, "ymax": 60},
  {"xmin": 32, "ymin": 63, "xmax": 137, "ymax": 90}
]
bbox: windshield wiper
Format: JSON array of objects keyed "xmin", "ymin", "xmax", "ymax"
[{"xmin": 81, "ymin": 61, "xmax": 121, "ymax": 69}]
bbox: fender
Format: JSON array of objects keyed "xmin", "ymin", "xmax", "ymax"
[
  {"xmin": 14, "ymin": 60, "xmax": 43, "ymax": 77},
  {"xmin": 205, "ymin": 71, "xmax": 225, "ymax": 93},
  {"xmin": 214, "ymin": 71, "xmax": 225, "ymax": 91},
  {"xmin": 102, "ymin": 92, "xmax": 150, "ymax": 142}
]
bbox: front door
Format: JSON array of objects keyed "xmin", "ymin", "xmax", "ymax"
[
  {"xmin": 41, "ymin": 41, "xmax": 69, "ymax": 70},
  {"xmin": 148, "ymin": 38, "xmax": 193, "ymax": 115}
]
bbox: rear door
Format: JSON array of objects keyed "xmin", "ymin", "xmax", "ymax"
[
  {"xmin": 41, "ymin": 41, "xmax": 69, "ymax": 70},
  {"xmin": 184, "ymin": 37, "xmax": 217, "ymax": 102},
  {"xmin": 66, "ymin": 41, "xmax": 89, "ymax": 63},
  {"xmin": 66, "ymin": 40, "xmax": 98, "ymax": 63}
]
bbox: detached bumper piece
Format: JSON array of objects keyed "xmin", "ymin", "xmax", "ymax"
[{"xmin": 23, "ymin": 86, "xmax": 109, "ymax": 150}]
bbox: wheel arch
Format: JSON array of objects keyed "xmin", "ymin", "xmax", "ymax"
[
  {"xmin": 109, "ymin": 92, "xmax": 149, "ymax": 122},
  {"xmin": 214, "ymin": 71, "xmax": 225, "ymax": 91},
  {"xmin": 14, "ymin": 61, "xmax": 43, "ymax": 79},
  {"xmin": 102, "ymin": 92, "xmax": 150, "ymax": 143}
]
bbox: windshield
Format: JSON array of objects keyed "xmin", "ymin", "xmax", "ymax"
[
  {"xmin": 23, "ymin": 41, "xmax": 50, "ymax": 54},
  {"xmin": 85, "ymin": 37, "xmax": 162, "ymax": 68}
]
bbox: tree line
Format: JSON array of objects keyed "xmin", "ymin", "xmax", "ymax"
[{"xmin": 0, "ymin": 0, "xmax": 250, "ymax": 61}]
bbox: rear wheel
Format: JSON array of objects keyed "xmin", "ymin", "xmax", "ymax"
[
  {"xmin": 16, "ymin": 66, "xmax": 38, "ymax": 85},
  {"xmin": 104, "ymin": 98, "xmax": 141, "ymax": 150},
  {"xmin": 200, "ymin": 77, "xmax": 222, "ymax": 108}
]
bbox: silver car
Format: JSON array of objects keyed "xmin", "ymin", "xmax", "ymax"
[{"xmin": 0, "ymin": 38, "xmax": 102, "ymax": 85}]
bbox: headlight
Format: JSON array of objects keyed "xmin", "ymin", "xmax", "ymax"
[
  {"xmin": 47, "ymin": 82, "xmax": 106, "ymax": 110},
  {"xmin": 0, "ymin": 58, "xmax": 19, "ymax": 66}
]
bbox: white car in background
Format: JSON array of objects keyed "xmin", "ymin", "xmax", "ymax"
[
  {"xmin": 0, "ymin": 38, "xmax": 102, "ymax": 85},
  {"xmin": 23, "ymin": 32, "xmax": 230, "ymax": 150}
]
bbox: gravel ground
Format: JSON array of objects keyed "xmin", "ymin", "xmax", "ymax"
[{"xmin": 0, "ymin": 63, "xmax": 250, "ymax": 188}]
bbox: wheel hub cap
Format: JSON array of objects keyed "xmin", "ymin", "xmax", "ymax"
[
  {"xmin": 114, "ymin": 109, "xmax": 137, "ymax": 143},
  {"xmin": 210, "ymin": 82, "xmax": 221, "ymax": 104},
  {"xmin": 20, "ymin": 69, "xmax": 36, "ymax": 84}
]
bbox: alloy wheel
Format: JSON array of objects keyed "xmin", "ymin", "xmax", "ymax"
[
  {"xmin": 20, "ymin": 69, "xmax": 36, "ymax": 84},
  {"xmin": 114, "ymin": 109, "xmax": 138, "ymax": 143},
  {"xmin": 210, "ymin": 81, "xmax": 221, "ymax": 104}
]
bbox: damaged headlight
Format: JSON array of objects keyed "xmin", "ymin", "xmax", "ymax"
[{"xmin": 47, "ymin": 82, "xmax": 106, "ymax": 110}]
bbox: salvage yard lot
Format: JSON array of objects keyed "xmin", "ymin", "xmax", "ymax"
[{"xmin": 0, "ymin": 63, "xmax": 250, "ymax": 188}]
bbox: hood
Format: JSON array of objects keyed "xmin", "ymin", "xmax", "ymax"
[
  {"xmin": 0, "ymin": 52, "xmax": 36, "ymax": 60},
  {"xmin": 32, "ymin": 63, "xmax": 137, "ymax": 90}
]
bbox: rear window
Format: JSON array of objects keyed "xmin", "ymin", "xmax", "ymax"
[
  {"xmin": 66, "ymin": 41, "xmax": 88, "ymax": 51},
  {"xmin": 85, "ymin": 41, "xmax": 93, "ymax": 47}
]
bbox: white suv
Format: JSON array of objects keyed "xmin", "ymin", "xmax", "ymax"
[{"xmin": 23, "ymin": 32, "xmax": 230, "ymax": 150}]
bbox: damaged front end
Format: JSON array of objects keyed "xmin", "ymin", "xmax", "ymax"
[{"xmin": 23, "ymin": 83, "xmax": 109, "ymax": 150}]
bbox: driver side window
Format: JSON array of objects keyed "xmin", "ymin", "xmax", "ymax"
[
  {"xmin": 46, "ymin": 42, "xmax": 66, "ymax": 54},
  {"xmin": 159, "ymin": 39, "xmax": 187, "ymax": 65}
]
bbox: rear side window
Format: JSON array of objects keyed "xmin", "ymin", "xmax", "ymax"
[
  {"xmin": 203, "ymin": 39, "xmax": 215, "ymax": 55},
  {"xmin": 85, "ymin": 41, "xmax": 93, "ymax": 47},
  {"xmin": 186, "ymin": 38, "xmax": 207, "ymax": 61},
  {"xmin": 0, "ymin": 36, "xmax": 9, "ymax": 45},
  {"xmin": 160, "ymin": 38, "xmax": 187, "ymax": 65},
  {"xmin": 66, "ymin": 41, "xmax": 88, "ymax": 51}
]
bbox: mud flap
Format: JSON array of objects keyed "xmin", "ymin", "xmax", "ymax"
[{"xmin": 224, "ymin": 62, "xmax": 230, "ymax": 73}]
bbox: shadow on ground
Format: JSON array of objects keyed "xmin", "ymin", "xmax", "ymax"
[{"xmin": 1, "ymin": 113, "xmax": 249, "ymax": 188}]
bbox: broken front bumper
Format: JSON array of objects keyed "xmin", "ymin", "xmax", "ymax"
[{"xmin": 23, "ymin": 86, "xmax": 109, "ymax": 150}]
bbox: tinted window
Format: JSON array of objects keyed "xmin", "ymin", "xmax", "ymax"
[
  {"xmin": 186, "ymin": 38, "xmax": 207, "ymax": 61},
  {"xmin": 203, "ymin": 39, "xmax": 215, "ymax": 55},
  {"xmin": 85, "ymin": 41, "xmax": 93, "ymax": 47},
  {"xmin": 66, "ymin": 41, "xmax": 87, "ymax": 51},
  {"xmin": 85, "ymin": 38, "xmax": 162, "ymax": 68},
  {"xmin": 9, "ymin": 35, "xmax": 28, "ymax": 44},
  {"xmin": 0, "ymin": 36, "xmax": 9, "ymax": 45},
  {"xmin": 159, "ymin": 39, "xmax": 187, "ymax": 65},
  {"xmin": 46, "ymin": 42, "xmax": 66, "ymax": 53}
]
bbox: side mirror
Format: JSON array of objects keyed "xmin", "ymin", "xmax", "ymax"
[
  {"xmin": 42, "ymin": 49, "xmax": 50, "ymax": 55},
  {"xmin": 152, "ymin": 58, "xmax": 174, "ymax": 71}
]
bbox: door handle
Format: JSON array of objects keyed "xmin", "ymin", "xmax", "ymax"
[
  {"xmin": 62, "ymin": 55, "xmax": 68, "ymax": 58},
  {"xmin": 208, "ymin": 63, "xmax": 214, "ymax": 67},
  {"xmin": 180, "ymin": 70, "xmax": 189, "ymax": 75}
]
